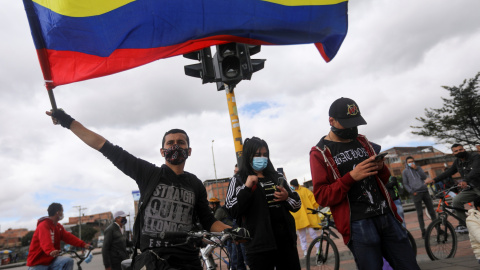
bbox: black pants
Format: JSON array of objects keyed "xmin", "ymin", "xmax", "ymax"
[
  {"xmin": 413, "ymin": 191, "xmax": 436, "ymax": 233},
  {"xmin": 247, "ymin": 240, "xmax": 300, "ymax": 270}
]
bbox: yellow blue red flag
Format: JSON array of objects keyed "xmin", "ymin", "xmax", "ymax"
[{"xmin": 23, "ymin": 0, "xmax": 348, "ymax": 89}]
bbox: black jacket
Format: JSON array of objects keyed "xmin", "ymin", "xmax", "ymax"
[
  {"xmin": 225, "ymin": 172, "xmax": 301, "ymax": 254},
  {"xmin": 434, "ymin": 152, "xmax": 480, "ymax": 187},
  {"xmin": 99, "ymin": 141, "xmax": 216, "ymax": 257},
  {"xmin": 102, "ymin": 223, "xmax": 128, "ymax": 268}
]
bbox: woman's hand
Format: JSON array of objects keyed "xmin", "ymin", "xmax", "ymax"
[
  {"xmin": 273, "ymin": 185, "xmax": 288, "ymax": 202},
  {"xmin": 245, "ymin": 175, "xmax": 258, "ymax": 188}
]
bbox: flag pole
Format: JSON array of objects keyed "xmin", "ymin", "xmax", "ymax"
[{"xmin": 47, "ymin": 88, "xmax": 58, "ymax": 112}]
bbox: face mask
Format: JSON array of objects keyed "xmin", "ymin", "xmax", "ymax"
[
  {"xmin": 252, "ymin": 157, "xmax": 268, "ymax": 171},
  {"xmin": 121, "ymin": 217, "xmax": 127, "ymax": 225},
  {"xmin": 331, "ymin": 126, "xmax": 358, "ymax": 140},
  {"xmin": 290, "ymin": 186, "xmax": 295, "ymax": 191},
  {"xmin": 58, "ymin": 213, "xmax": 64, "ymax": 221},
  {"xmin": 408, "ymin": 162, "xmax": 415, "ymax": 167},
  {"xmin": 454, "ymin": 151, "xmax": 467, "ymax": 159},
  {"xmin": 163, "ymin": 144, "xmax": 189, "ymax": 165}
]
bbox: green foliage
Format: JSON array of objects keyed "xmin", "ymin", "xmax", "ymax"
[
  {"xmin": 21, "ymin": 231, "xmax": 35, "ymax": 247},
  {"xmin": 71, "ymin": 224, "xmax": 98, "ymax": 242},
  {"xmin": 412, "ymin": 72, "xmax": 480, "ymax": 146}
]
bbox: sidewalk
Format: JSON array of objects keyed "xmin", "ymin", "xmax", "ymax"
[{"xmin": 297, "ymin": 209, "xmax": 478, "ymax": 270}]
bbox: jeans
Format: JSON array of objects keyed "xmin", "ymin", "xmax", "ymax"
[
  {"xmin": 347, "ymin": 213, "xmax": 419, "ymax": 270},
  {"xmin": 453, "ymin": 187, "xmax": 480, "ymax": 226},
  {"xmin": 393, "ymin": 199, "xmax": 406, "ymax": 228},
  {"xmin": 28, "ymin": 256, "xmax": 74, "ymax": 270},
  {"xmin": 226, "ymin": 240, "xmax": 246, "ymax": 270},
  {"xmin": 413, "ymin": 191, "xmax": 436, "ymax": 233}
]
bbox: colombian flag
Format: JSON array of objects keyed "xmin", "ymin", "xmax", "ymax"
[{"xmin": 23, "ymin": 0, "xmax": 348, "ymax": 89}]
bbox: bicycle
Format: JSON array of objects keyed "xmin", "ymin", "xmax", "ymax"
[
  {"xmin": 424, "ymin": 185, "xmax": 469, "ymax": 260},
  {"xmin": 424, "ymin": 185, "xmax": 457, "ymax": 220},
  {"xmin": 305, "ymin": 207, "xmax": 340, "ymax": 270},
  {"xmin": 121, "ymin": 229, "xmax": 250, "ymax": 270},
  {"xmin": 59, "ymin": 246, "xmax": 94, "ymax": 270}
]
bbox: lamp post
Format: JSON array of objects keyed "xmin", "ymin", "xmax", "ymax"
[{"xmin": 211, "ymin": 140, "xmax": 219, "ymax": 198}]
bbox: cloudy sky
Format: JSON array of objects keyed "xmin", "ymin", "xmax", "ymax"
[{"xmin": 1, "ymin": 0, "xmax": 480, "ymax": 232}]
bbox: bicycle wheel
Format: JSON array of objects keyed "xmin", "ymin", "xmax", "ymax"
[
  {"xmin": 424, "ymin": 219, "xmax": 457, "ymax": 260},
  {"xmin": 306, "ymin": 235, "xmax": 339, "ymax": 270},
  {"xmin": 406, "ymin": 230, "xmax": 417, "ymax": 257}
]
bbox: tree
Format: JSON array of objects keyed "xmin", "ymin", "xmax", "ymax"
[
  {"xmin": 71, "ymin": 224, "xmax": 98, "ymax": 243},
  {"xmin": 21, "ymin": 231, "xmax": 35, "ymax": 247},
  {"xmin": 412, "ymin": 72, "xmax": 480, "ymax": 146}
]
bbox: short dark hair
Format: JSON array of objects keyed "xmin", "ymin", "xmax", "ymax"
[
  {"xmin": 451, "ymin": 143, "xmax": 463, "ymax": 149},
  {"xmin": 405, "ymin": 156, "xmax": 414, "ymax": 162},
  {"xmin": 474, "ymin": 196, "xmax": 480, "ymax": 209},
  {"xmin": 290, "ymin": 179, "xmax": 299, "ymax": 187},
  {"xmin": 162, "ymin": 129, "xmax": 190, "ymax": 148},
  {"xmin": 47, "ymin": 203, "xmax": 63, "ymax": 217}
]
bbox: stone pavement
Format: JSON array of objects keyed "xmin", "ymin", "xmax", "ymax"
[{"xmin": 297, "ymin": 209, "xmax": 478, "ymax": 270}]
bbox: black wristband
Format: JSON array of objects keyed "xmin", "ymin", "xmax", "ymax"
[{"xmin": 52, "ymin": 110, "xmax": 75, "ymax": 129}]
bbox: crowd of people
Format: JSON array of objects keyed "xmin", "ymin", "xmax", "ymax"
[{"xmin": 24, "ymin": 97, "xmax": 479, "ymax": 270}]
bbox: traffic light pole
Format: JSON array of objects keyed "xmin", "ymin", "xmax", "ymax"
[{"xmin": 225, "ymin": 84, "xmax": 243, "ymax": 165}]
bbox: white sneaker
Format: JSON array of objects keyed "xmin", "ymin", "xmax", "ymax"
[
  {"xmin": 455, "ymin": 225, "xmax": 468, "ymax": 233},
  {"xmin": 304, "ymin": 250, "xmax": 307, "ymax": 257}
]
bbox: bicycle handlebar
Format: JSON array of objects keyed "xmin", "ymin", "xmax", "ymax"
[{"xmin": 160, "ymin": 229, "xmax": 251, "ymax": 247}]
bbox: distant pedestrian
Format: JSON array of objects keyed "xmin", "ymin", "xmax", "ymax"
[
  {"xmin": 102, "ymin": 210, "xmax": 129, "ymax": 270},
  {"xmin": 402, "ymin": 156, "xmax": 436, "ymax": 238},
  {"xmin": 289, "ymin": 179, "xmax": 320, "ymax": 257},
  {"xmin": 466, "ymin": 196, "xmax": 480, "ymax": 264}
]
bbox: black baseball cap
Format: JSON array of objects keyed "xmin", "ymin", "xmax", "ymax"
[{"xmin": 329, "ymin": 97, "xmax": 367, "ymax": 128}]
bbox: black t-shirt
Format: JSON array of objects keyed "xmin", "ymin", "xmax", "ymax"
[{"xmin": 324, "ymin": 139, "xmax": 388, "ymax": 221}]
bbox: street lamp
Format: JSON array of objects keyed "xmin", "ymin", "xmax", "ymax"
[{"xmin": 211, "ymin": 140, "xmax": 219, "ymax": 198}]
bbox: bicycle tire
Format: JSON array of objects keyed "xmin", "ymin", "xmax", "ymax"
[
  {"xmin": 424, "ymin": 218, "xmax": 457, "ymax": 260},
  {"xmin": 306, "ymin": 235, "xmax": 339, "ymax": 270},
  {"xmin": 406, "ymin": 229, "xmax": 417, "ymax": 257}
]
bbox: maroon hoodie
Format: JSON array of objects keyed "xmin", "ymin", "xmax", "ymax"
[{"xmin": 27, "ymin": 217, "xmax": 85, "ymax": 266}]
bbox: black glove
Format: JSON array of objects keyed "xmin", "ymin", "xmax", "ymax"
[{"xmin": 52, "ymin": 109, "xmax": 75, "ymax": 129}]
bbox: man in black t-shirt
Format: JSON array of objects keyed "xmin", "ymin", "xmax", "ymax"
[
  {"xmin": 310, "ymin": 97, "xmax": 419, "ymax": 270},
  {"xmin": 46, "ymin": 110, "xmax": 231, "ymax": 270}
]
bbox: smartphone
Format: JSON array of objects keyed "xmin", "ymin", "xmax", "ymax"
[{"xmin": 375, "ymin": 152, "xmax": 388, "ymax": 160}]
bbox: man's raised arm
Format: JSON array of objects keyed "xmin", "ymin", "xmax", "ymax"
[{"xmin": 46, "ymin": 110, "xmax": 106, "ymax": 150}]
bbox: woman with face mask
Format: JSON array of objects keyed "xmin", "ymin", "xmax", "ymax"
[{"xmin": 225, "ymin": 137, "xmax": 302, "ymax": 270}]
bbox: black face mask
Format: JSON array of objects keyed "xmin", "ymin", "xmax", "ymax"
[
  {"xmin": 331, "ymin": 126, "xmax": 358, "ymax": 140},
  {"xmin": 121, "ymin": 217, "xmax": 127, "ymax": 225},
  {"xmin": 454, "ymin": 151, "xmax": 468, "ymax": 159}
]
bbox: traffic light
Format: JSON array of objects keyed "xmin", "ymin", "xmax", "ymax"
[
  {"xmin": 213, "ymin": 43, "xmax": 266, "ymax": 90},
  {"xmin": 183, "ymin": 47, "xmax": 215, "ymax": 84}
]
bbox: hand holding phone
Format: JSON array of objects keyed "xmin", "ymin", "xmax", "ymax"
[{"xmin": 374, "ymin": 153, "xmax": 387, "ymax": 161}]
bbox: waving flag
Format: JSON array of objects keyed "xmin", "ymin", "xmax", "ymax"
[{"xmin": 23, "ymin": 0, "xmax": 348, "ymax": 89}]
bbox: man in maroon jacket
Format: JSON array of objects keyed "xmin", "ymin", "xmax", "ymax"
[
  {"xmin": 309, "ymin": 97, "xmax": 419, "ymax": 270},
  {"xmin": 27, "ymin": 203, "xmax": 91, "ymax": 269}
]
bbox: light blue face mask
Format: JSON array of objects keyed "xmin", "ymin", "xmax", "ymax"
[
  {"xmin": 408, "ymin": 162, "xmax": 415, "ymax": 167},
  {"xmin": 252, "ymin": 157, "xmax": 268, "ymax": 171}
]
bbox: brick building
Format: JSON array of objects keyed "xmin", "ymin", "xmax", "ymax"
[
  {"xmin": 381, "ymin": 146, "xmax": 460, "ymax": 180},
  {"xmin": 0, "ymin": 228, "xmax": 29, "ymax": 248},
  {"xmin": 204, "ymin": 177, "xmax": 230, "ymax": 204}
]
